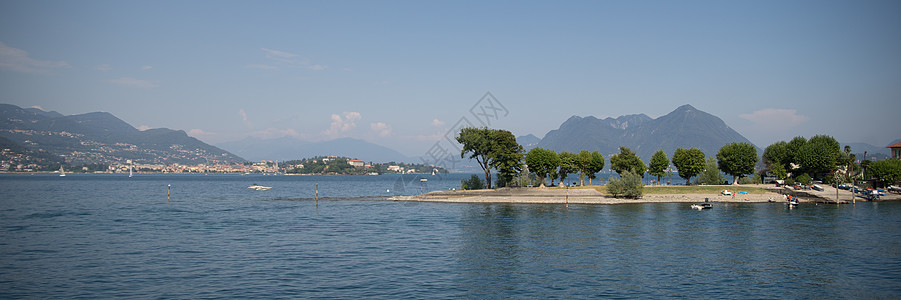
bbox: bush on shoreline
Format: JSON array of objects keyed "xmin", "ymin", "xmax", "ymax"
[{"xmin": 607, "ymin": 170, "xmax": 643, "ymax": 198}]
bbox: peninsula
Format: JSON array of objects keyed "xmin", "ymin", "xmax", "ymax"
[{"xmin": 388, "ymin": 184, "xmax": 900, "ymax": 204}]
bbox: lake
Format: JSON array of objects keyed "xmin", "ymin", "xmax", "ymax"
[{"xmin": 1, "ymin": 173, "xmax": 899, "ymax": 298}]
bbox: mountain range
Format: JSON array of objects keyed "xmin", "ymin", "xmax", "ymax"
[
  {"xmin": 0, "ymin": 104, "xmax": 244, "ymax": 165},
  {"xmin": 3, "ymin": 103, "xmax": 895, "ymax": 170},
  {"xmin": 536, "ymin": 104, "xmax": 757, "ymax": 161}
]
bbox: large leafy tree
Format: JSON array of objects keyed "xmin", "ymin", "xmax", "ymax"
[
  {"xmin": 672, "ymin": 147, "xmax": 705, "ymax": 185},
  {"xmin": 457, "ymin": 127, "xmax": 524, "ymax": 189},
  {"xmin": 868, "ymin": 159, "xmax": 901, "ymax": 187},
  {"xmin": 786, "ymin": 136, "xmax": 807, "ymax": 168},
  {"xmin": 797, "ymin": 135, "xmax": 840, "ymax": 178},
  {"xmin": 557, "ymin": 151, "xmax": 577, "ymax": 186},
  {"xmin": 610, "ymin": 147, "xmax": 645, "ymax": 176},
  {"xmin": 716, "ymin": 142, "xmax": 758, "ymax": 184},
  {"xmin": 525, "ymin": 147, "xmax": 560, "ymax": 187},
  {"xmin": 763, "ymin": 141, "xmax": 791, "ymax": 172},
  {"xmin": 648, "ymin": 149, "xmax": 669, "ymax": 185},
  {"xmin": 576, "ymin": 150, "xmax": 605, "ymax": 186}
]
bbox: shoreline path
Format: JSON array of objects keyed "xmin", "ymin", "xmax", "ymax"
[{"xmin": 387, "ymin": 184, "xmax": 899, "ymax": 204}]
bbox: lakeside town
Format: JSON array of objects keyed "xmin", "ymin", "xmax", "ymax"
[{"xmin": 1, "ymin": 153, "xmax": 446, "ymax": 176}]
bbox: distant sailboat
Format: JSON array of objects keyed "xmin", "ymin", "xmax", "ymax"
[
  {"xmin": 129, "ymin": 165, "xmax": 133, "ymax": 178},
  {"xmin": 59, "ymin": 166, "xmax": 66, "ymax": 177}
]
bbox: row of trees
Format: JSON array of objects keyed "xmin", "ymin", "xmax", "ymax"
[
  {"xmin": 457, "ymin": 127, "xmax": 762, "ymax": 189},
  {"xmin": 524, "ymin": 148, "xmax": 604, "ymax": 187},
  {"xmin": 458, "ymin": 127, "xmax": 901, "ymax": 190}
]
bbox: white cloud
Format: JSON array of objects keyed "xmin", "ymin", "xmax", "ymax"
[
  {"xmin": 0, "ymin": 42, "xmax": 70, "ymax": 74},
  {"xmin": 246, "ymin": 64, "xmax": 277, "ymax": 70},
  {"xmin": 261, "ymin": 48, "xmax": 297, "ymax": 59},
  {"xmin": 324, "ymin": 111, "xmax": 362, "ymax": 136},
  {"xmin": 137, "ymin": 125, "xmax": 151, "ymax": 131},
  {"xmin": 370, "ymin": 122, "xmax": 392, "ymax": 137},
  {"xmin": 431, "ymin": 118, "xmax": 445, "ymax": 127},
  {"xmin": 239, "ymin": 109, "xmax": 252, "ymax": 128},
  {"xmin": 249, "ymin": 127, "xmax": 303, "ymax": 139},
  {"xmin": 308, "ymin": 64, "xmax": 328, "ymax": 71},
  {"xmin": 739, "ymin": 108, "xmax": 809, "ymax": 128},
  {"xmin": 95, "ymin": 64, "xmax": 112, "ymax": 72},
  {"xmin": 188, "ymin": 128, "xmax": 215, "ymax": 137},
  {"xmin": 109, "ymin": 77, "xmax": 158, "ymax": 88},
  {"xmin": 256, "ymin": 48, "xmax": 327, "ymax": 71},
  {"xmin": 141, "ymin": 65, "xmax": 152, "ymax": 70}
]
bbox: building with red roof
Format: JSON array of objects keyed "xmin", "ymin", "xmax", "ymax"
[{"xmin": 888, "ymin": 141, "xmax": 901, "ymax": 159}]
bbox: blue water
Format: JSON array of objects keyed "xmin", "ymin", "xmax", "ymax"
[{"xmin": 2, "ymin": 173, "xmax": 900, "ymax": 298}]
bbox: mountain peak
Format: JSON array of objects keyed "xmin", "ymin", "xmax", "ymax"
[{"xmin": 674, "ymin": 104, "xmax": 697, "ymax": 112}]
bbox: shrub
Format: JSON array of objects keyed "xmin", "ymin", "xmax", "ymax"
[
  {"xmin": 607, "ymin": 170, "xmax": 643, "ymax": 198},
  {"xmin": 796, "ymin": 173, "xmax": 812, "ymax": 185},
  {"xmin": 461, "ymin": 174, "xmax": 485, "ymax": 190},
  {"xmin": 785, "ymin": 177, "xmax": 796, "ymax": 186}
]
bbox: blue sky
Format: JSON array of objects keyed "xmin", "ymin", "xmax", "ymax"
[{"xmin": 2, "ymin": 0, "xmax": 899, "ymax": 156}]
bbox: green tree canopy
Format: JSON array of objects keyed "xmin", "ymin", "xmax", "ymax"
[
  {"xmin": 770, "ymin": 163, "xmax": 787, "ymax": 180},
  {"xmin": 557, "ymin": 151, "xmax": 577, "ymax": 185},
  {"xmin": 672, "ymin": 147, "xmax": 705, "ymax": 185},
  {"xmin": 868, "ymin": 159, "xmax": 901, "ymax": 187},
  {"xmin": 763, "ymin": 141, "xmax": 791, "ymax": 172},
  {"xmin": 648, "ymin": 149, "xmax": 669, "ymax": 185},
  {"xmin": 609, "ymin": 147, "xmax": 645, "ymax": 176},
  {"xmin": 798, "ymin": 135, "xmax": 840, "ymax": 178},
  {"xmin": 490, "ymin": 129, "xmax": 524, "ymax": 187},
  {"xmin": 457, "ymin": 127, "xmax": 524, "ymax": 189},
  {"xmin": 574, "ymin": 150, "xmax": 605, "ymax": 186},
  {"xmin": 716, "ymin": 142, "xmax": 758, "ymax": 184},
  {"xmin": 525, "ymin": 147, "xmax": 560, "ymax": 187},
  {"xmin": 787, "ymin": 136, "xmax": 807, "ymax": 168}
]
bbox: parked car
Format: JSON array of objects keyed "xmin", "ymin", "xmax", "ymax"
[{"xmin": 812, "ymin": 185, "xmax": 824, "ymax": 191}]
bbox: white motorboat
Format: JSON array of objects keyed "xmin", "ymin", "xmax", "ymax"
[
  {"xmin": 691, "ymin": 203, "xmax": 712, "ymax": 210},
  {"xmin": 247, "ymin": 184, "xmax": 272, "ymax": 191}
]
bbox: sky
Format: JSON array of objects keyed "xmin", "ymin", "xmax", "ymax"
[{"xmin": 1, "ymin": 0, "xmax": 899, "ymax": 157}]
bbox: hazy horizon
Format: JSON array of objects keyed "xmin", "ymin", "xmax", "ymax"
[{"xmin": 2, "ymin": 1, "xmax": 899, "ymax": 157}]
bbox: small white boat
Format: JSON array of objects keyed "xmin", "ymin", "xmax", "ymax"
[
  {"xmin": 59, "ymin": 166, "xmax": 66, "ymax": 177},
  {"xmin": 691, "ymin": 203, "xmax": 712, "ymax": 210},
  {"xmin": 247, "ymin": 184, "xmax": 271, "ymax": 191}
]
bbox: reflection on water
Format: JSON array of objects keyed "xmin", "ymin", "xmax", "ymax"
[{"xmin": 452, "ymin": 202, "xmax": 901, "ymax": 298}]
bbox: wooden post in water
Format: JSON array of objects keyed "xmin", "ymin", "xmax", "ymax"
[
  {"xmin": 315, "ymin": 183, "xmax": 319, "ymax": 201},
  {"xmin": 167, "ymin": 184, "xmax": 171, "ymax": 203}
]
